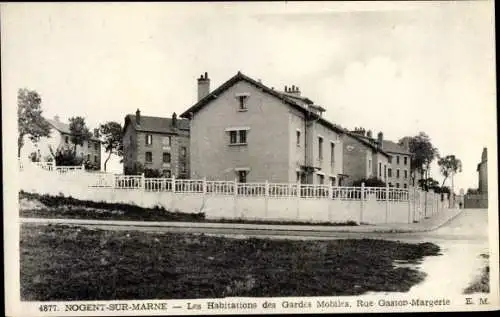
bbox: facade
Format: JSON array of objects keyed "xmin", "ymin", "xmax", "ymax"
[
  {"xmin": 342, "ymin": 130, "xmax": 390, "ymax": 185},
  {"xmin": 21, "ymin": 116, "xmax": 102, "ymax": 168},
  {"xmin": 122, "ymin": 110, "xmax": 190, "ymax": 178},
  {"xmin": 180, "ymin": 72, "xmax": 345, "ymax": 184},
  {"xmin": 345, "ymin": 128, "xmax": 412, "ymax": 188}
]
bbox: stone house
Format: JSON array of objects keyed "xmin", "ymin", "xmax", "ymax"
[
  {"xmin": 122, "ymin": 110, "xmax": 190, "ymax": 178},
  {"xmin": 180, "ymin": 71, "xmax": 345, "ymax": 184},
  {"xmin": 342, "ymin": 129, "xmax": 390, "ymax": 186}
]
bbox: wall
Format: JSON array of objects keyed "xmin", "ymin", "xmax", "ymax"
[
  {"xmin": 21, "ymin": 165, "xmax": 447, "ymax": 225},
  {"xmin": 311, "ymin": 121, "xmax": 343, "ymax": 185},
  {"xmin": 372, "ymin": 152, "xmax": 389, "ymax": 183},
  {"xmin": 387, "ymin": 152, "xmax": 411, "ymax": 188},
  {"xmin": 464, "ymin": 194, "xmax": 488, "ymax": 208},
  {"xmin": 342, "ymin": 135, "xmax": 368, "ymax": 185},
  {"xmin": 189, "ymin": 80, "xmax": 291, "ymax": 182}
]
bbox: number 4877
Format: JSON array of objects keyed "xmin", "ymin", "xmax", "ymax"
[{"xmin": 39, "ymin": 305, "xmax": 57, "ymax": 312}]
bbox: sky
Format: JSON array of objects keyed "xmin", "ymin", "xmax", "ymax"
[{"xmin": 2, "ymin": 1, "xmax": 496, "ymax": 191}]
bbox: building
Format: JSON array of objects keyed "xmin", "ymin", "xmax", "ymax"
[
  {"xmin": 180, "ymin": 71, "xmax": 345, "ymax": 184},
  {"xmin": 342, "ymin": 129, "xmax": 390, "ymax": 185},
  {"xmin": 20, "ymin": 115, "xmax": 102, "ymax": 169},
  {"xmin": 122, "ymin": 110, "xmax": 190, "ymax": 178},
  {"xmin": 477, "ymin": 147, "xmax": 488, "ymax": 194}
]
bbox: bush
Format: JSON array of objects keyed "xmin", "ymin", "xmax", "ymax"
[
  {"xmin": 352, "ymin": 177, "xmax": 386, "ymax": 187},
  {"xmin": 55, "ymin": 148, "xmax": 83, "ymax": 166},
  {"xmin": 144, "ymin": 168, "xmax": 162, "ymax": 178},
  {"xmin": 84, "ymin": 160, "xmax": 100, "ymax": 171},
  {"xmin": 124, "ymin": 162, "xmax": 144, "ymax": 175}
]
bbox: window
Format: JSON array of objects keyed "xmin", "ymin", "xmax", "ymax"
[
  {"xmin": 65, "ymin": 136, "xmax": 69, "ymax": 144},
  {"xmin": 145, "ymin": 134, "xmax": 153, "ymax": 146},
  {"xmin": 230, "ymin": 131, "xmax": 237, "ymax": 144},
  {"xmin": 237, "ymin": 95, "xmax": 248, "ymax": 110},
  {"xmin": 163, "ymin": 170, "xmax": 171, "ymax": 178},
  {"xmin": 404, "ymin": 156, "xmax": 408, "ymax": 165},
  {"xmin": 388, "ymin": 168, "xmax": 392, "ymax": 177},
  {"xmin": 384, "ymin": 165, "xmax": 387, "ymax": 178},
  {"xmin": 86, "ymin": 154, "xmax": 90, "ymax": 161},
  {"xmin": 396, "ymin": 183, "xmax": 400, "ymax": 188},
  {"xmin": 389, "ymin": 182, "xmax": 393, "ymax": 187},
  {"xmin": 318, "ymin": 174, "xmax": 325, "ymax": 185},
  {"xmin": 94, "ymin": 143, "xmax": 98, "ymax": 151},
  {"xmin": 180, "ymin": 146, "xmax": 187, "ymax": 158},
  {"xmin": 379, "ymin": 163, "xmax": 382, "ymax": 177},
  {"xmin": 162, "ymin": 136, "xmax": 171, "ymax": 147},
  {"xmin": 396, "ymin": 156, "xmax": 400, "ymax": 164},
  {"xmin": 238, "ymin": 170, "xmax": 247, "ymax": 183},
  {"xmin": 388, "ymin": 156, "xmax": 392, "ymax": 164},
  {"xmin": 330, "ymin": 177, "xmax": 336, "ymax": 187},
  {"xmin": 368, "ymin": 159, "xmax": 372, "ymax": 170},
  {"xmin": 88, "ymin": 141, "xmax": 91, "ymax": 149},
  {"xmin": 180, "ymin": 162, "xmax": 187, "ymax": 173},
  {"xmin": 318, "ymin": 137, "xmax": 323, "ymax": 160},
  {"xmin": 404, "ymin": 170, "xmax": 408, "ymax": 179},
  {"xmin": 163, "ymin": 152, "xmax": 171, "ymax": 163},
  {"xmin": 296, "ymin": 172, "xmax": 300, "ymax": 182},
  {"xmin": 296, "ymin": 130, "xmax": 301, "ymax": 146},
  {"xmin": 404, "ymin": 183, "xmax": 408, "ymax": 189},
  {"xmin": 94, "ymin": 155, "xmax": 98, "ymax": 163},
  {"xmin": 145, "ymin": 151, "xmax": 152, "ymax": 163},
  {"xmin": 396, "ymin": 169, "xmax": 400, "ymax": 178},
  {"xmin": 228, "ymin": 129, "xmax": 248, "ymax": 145},
  {"xmin": 239, "ymin": 130, "xmax": 247, "ymax": 144},
  {"xmin": 330, "ymin": 142, "xmax": 335, "ymax": 164}
]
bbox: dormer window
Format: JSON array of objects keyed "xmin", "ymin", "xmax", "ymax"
[{"xmin": 235, "ymin": 93, "xmax": 250, "ymax": 111}]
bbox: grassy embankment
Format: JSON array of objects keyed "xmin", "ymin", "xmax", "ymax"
[
  {"xmin": 19, "ymin": 190, "xmax": 358, "ymax": 226},
  {"xmin": 20, "ymin": 223, "xmax": 441, "ymax": 301},
  {"xmin": 464, "ymin": 253, "xmax": 490, "ymax": 294}
]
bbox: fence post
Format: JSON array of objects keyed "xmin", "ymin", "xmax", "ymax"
[
  {"xmin": 172, "ymin": 175, "xmax": 176, "ymax": 193},
  {"xmin": 360, "ymin": 182, "xmax": 365, "ymax": 224},
  {"xmin": 81, "ymin": 163, "xmax": 85, "ymax": 171},
  {"xmin": 385, "ymin": 183, "xmax": 389, "ymax": 223},
  {"xmin": 202, "ymin": 177, "xmax": 207, "ymax": 195},
  {"xmin": 265, "ymin": 180, "xmax": 269, "ymax": 218},
  {"xmin": 234, "ymin": 178, "xmax": 238, "ymax": 218},
  {"xmin": 141, "ymin": 173, "xmax": 145, "ymax": 190},
  {"xmin": 296, "ymin": 181, "xmax": 301, "ymax": 219}
]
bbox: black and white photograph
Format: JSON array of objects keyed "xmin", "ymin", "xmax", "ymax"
[{"xmin": 2, "ymin": 1, "xmax": 498, "ymax": 315}]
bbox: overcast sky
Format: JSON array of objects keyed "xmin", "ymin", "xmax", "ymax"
[{"xmin": 2, "ymin": 2, "xmax": 496, "ymax": 191}]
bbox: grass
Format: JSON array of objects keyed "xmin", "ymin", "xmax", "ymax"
[
  {"xmin": 464, "ymin": 254, "xmax": 490, "ymax": 294},
  {"xmin": 19, "ymin": 191, "xmax": 358, "ymax": 226},
  {"xmin": 20, "ymin": 223, "xmax": 441, "ymax": 301}
]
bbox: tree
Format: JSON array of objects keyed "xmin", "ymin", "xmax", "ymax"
[
  {"xmin": 68, "ymin": 116, "xmax": 92, "ymax": 155},
  {"xmin": 438, "ymin": 154, "xmax": 462, "ymax": 190},
  {"xmin": 99, "ymin": 121, "xmax": 123, "ymax": 172},
  {"xmin": 17, "ymin": 88, "xmax": 51, "ymax": 158},
  {"xmin": 418, "ymin": 177, "xmax": 439, "ymax": 191},
  {"xmin": 54, "ymin": 147, "xmax": 82, "ymax": 166},
  {"xmin": 352, "ymin": 177, "xmax": 386, "ymax": 187},
  {"xmin": 399, "ymin": 132, "xmax": 439, "ymax": 189}
]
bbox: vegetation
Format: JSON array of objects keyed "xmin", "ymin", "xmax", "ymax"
[
  {"xmin": 68, "ymin": 116, "xmax": 92, "ymax": 154},
  {"xmin": 99, "ymin": 121, "xmax": 123, "ymax": 172},
  {"xmin": 352, "ymin": 177, "xmax": 386, "ymax": 187},
  {"xmin": 20, "ymin": 223, "xmax": 441, "ymax": 300},
  {"xmin": 464, "ymin": 254, "xmax": 489, "ymax": 294},
  {"xmin": 54, "ymin": 148, "xmax": 83, "ymax": 167},
  {"xmin": 17, "ymin": 88, "xmax": 52, "ymax": 158},
  {"xmin": 399, "ymin": 132, "xmax": 439, "ymax": 189},
  {"xmin": 438, "ymin": 154, "xmax": 462, "ymax": 196}
]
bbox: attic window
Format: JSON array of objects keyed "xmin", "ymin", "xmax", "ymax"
[{"xmin": 235, "ymin": 93, "xmax": 250, "ymax": 111}]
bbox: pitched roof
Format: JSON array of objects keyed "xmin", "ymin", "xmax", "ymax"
[
  {"xmin": 344, "ymin": 131, "xmax": 391, "ymax": 157},
  {"xmin": 124, "ymin": 114, "xmax": 190, "ymax": 134},
  {"xmin": 381, "ymin": 140, "xmax": 412, "ymax": 155},
  {"xmin": 45, "ymin": 118, "xmax": 101, "ymax": 142},
  {"xmin": 180, "ymin": 71, "xmax": 345, "ymax": 134}
]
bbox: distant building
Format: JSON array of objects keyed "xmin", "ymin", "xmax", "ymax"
[
  {"xmin": 477, "ymin": 147, "xmax": 488, "ymax": 194},
  {"xmin": 180, "ymin": 71, "xmax": 345, "ymax": 184},
  {"xmin": 342, "ymin": 129, "xmax": 390, "ymax": 186},
  {"xmin": 21, "ymin": 115, "xmax": 102, "ymax": 169},
  {"xmin": 122, "ymin": 110, "xmax": 190, "ymax": 178}
]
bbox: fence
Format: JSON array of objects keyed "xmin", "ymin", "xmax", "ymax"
[
  {"xmin": 19, "ymin": 159, "xmax": 84, "ymax": 174},
  {"xmin": 21, "ymin": 161, "xmax": 449, "ymax": 224}
]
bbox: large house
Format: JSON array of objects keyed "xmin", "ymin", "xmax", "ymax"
[
  {"xmin": 180, "ymin": 71, "xmax": 345, "ymax": 184},
  {"xmin": 21, "ymin": 115, "xmax": 102, "ymax": 168},
  {"xmin": 342, "ymin": 129, "xmax": 390, "ymax": 186},
  {"xmin": 345, "ymin": 128, "xmax": 412, "ymax": 188},
  {"xmin": 122, "ymin": 110, "xmax": 190, "ymax": 178}
]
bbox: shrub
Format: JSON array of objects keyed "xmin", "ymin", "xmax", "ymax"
[
  {"xmin": 352, "ymin": 177, "xmax": 386, "ymax": 187},
  {"xmin": 144, "ymin": 168, "xmax": 162, "ymax": 178},
  {"xmin": 55, "ymin": 148, "xmax": 83, "ymax": 166}
]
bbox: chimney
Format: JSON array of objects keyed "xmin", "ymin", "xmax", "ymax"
[
  {"xmin": 54, "ymin": 115, "xmax": 60, "ymax": 122},
  {"xmin": 377, "ymin": 132, "xmax": 383, "ymax": 147},
  {"xmin": 285, "ymin": 85, "xmax": 301, "ymax": 96},
  {"xmin": 172, "ymin": 112, "xmax": 177, "ymax": 128},
  {"xmin": 197, "ymin": 72, "xmax": 210, "ymax": 101},
  {"xmin": 136, "ymin": 109, "xmax": 141, "ymax": 125},
  {"xmin": 367, "ymin": 130, "xmax": 373, "ymax": 138}
]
